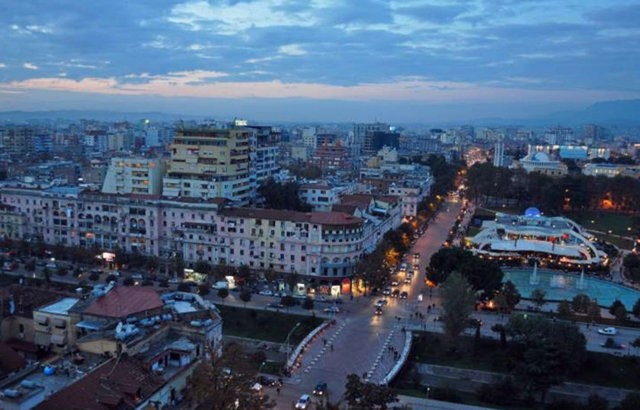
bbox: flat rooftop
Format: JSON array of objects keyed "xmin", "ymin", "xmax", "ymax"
[{"xmin": 38, "ymin": 298, "xmax": 79, "ymax": 315}]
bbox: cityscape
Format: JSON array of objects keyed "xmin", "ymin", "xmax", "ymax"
[{"xmin": 1, "ymin": 1, "xmax": 640, "ymax": 410}]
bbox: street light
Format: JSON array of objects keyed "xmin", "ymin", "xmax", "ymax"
[{"xmin": 285, "ymin": 322, "xmax": 302, "ymax": 369}]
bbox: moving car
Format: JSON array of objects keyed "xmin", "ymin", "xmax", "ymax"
[
  {"xmin": 374, "ymin": 307, "xmax": 383, "ymax": 316},
  {"xmin": 382, "ymin": 287, "xmax": 391, "ymax": 296},
  {"xmin": 597, "ymin": 327, "xmax": 618, "ymax": 336},
  {"xmin": 400, "ymin": 291, "xmax": 408, "ymax": 299},
  {"xmin": 391, "ymin": 289, "xmax": 400, "ymax": 298},
  {"xmin": 375, "ymin": 299, "xmax": 388, "ymax": 308},
  {"xmin": 391, "ymin": 280, "xmax": 399, "ymax": 287},
  {"xmin": 295, "ymin": 394, "xmax": 311, "ymax": 409},
  {"xmin": 313, "ymin": 382, "xmax": 328, "ymax": 396}
]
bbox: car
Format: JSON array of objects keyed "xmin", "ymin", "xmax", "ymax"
[
  {"xmin": 400, "ymin": 291, "xmax": 408, "ymax": 299},
  {"xmin": 323, "ymin": 305, "xmax": 340, "ymax": 314},
  {"xmin": 295, "ymin": 394, "xmax": 311, "ymax": 409},
  {"xmin": 256, "ymin": 375, "xmax": 279, "ymax": 387},
  {"xmin": 601, "ymin": 338, "xmax": 626, "ymax": 350},
  {"xmin": 391, "ymin": 289, "xmax": 400, "ymax": 298},
  {"xmin": 597, "ymin": 327, "xmax": 618, "ymax": 336},
  {"xmin": 403, "ymin": 277, "xmax": 411, "ymax": 284},
  {"xmin": 266, "ymin": 303, "xmax": 285, "ymax": 309},
  {"xmin": 259, "ymin": 289, "xmax": 274, "ymax": 296},
  {"xmin": 390, "ymin": 280, "xmax": 399, "ymax": 287},
  {"xmin": 374, "ymin": 307, "xmax": 383, "ymax": 316},
  {"xmin": 313, "ymin": 382, "xmax": 328, "ymax": 396},
  {"xmin": 375, "ymin": 299, "xmax": 388, "ymax": 307},
  {"xmin": 382, "ymin": 287, "xmax": 391, "ymax": 296}
]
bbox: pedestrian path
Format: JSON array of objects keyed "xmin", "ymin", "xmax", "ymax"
[{"xmin": 300, "ymin": 320, "xmax": 348, "ymax": 375}]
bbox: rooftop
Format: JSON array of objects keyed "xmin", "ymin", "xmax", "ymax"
[
  {"xmin": 220, "ymin": 207, "xmax": 363, "ymax": 226},
  {"xmin": 83, "ymin": 287, "xmax": 163, "ymax": 319},
  {"xmin": 38, "ymin": 297, "xmax": 79, "ymax": 316}
]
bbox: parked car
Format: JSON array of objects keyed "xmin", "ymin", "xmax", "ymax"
[
  {"xmin": 295, "ymin": 394, "xmax": 311, "ymax": 409},
  {"xmin": 313, "ymin": 382, "xmax": 328, "ymax": 396},
  {"xmin": 323, "ymin": 305, "xmax": 340, "ymax": 314},
  {"xmin": 597, "ymin": 327, "xmax": 618, "ymax": 336}
]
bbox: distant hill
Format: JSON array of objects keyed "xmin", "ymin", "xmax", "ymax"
[
  {"xmin": 0, "ymin": 110, "xmax": 203, "ymax": 123},
  {"xmin": 548, "ymin": 99, "xmax": 640, "ymax": 125}
]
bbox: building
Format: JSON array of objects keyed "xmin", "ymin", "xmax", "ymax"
[
  {"xmin": 101, "ymin": 157, "xmax": 166, "ymax": 195},
  {"xmin": 470, "ymin": 208, "xmax": 607, "ymax": 266},
  {"xmin": 247, "ymin": 125, "xmax": 281, "ymax": 202},
  {"xmin": 0, "ymin": 204, "xmax": 26, "ymax": 240},
  {"xmin": 582, "ymin": 163, "xmax": 640, "ymax": 179},
  {"xmin": 299, "ymin": 183, "xmax": 344, "ymax": 212},
  {"xmin": 162, "ymin": 125, "xmax": 252, "ymax": 205},
  {"xmin": 309, "ymin": 141, "xmax": 351, "ymax": 171},
  {"xmin": 513, "ymin": 149, "xmax": 567, "ymax": 177},
  {"xmin": 352, "ymin": 123, "xmax": 390, "ymax": 166},
  {"xmin": 493, "ymin": 140, "xmax": 505, "ymax": 167},
  {"xmin": 33, "ymin": 297, "xmax": 79, "ymax": 354}
]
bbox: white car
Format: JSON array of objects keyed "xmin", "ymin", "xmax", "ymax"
[
  {"xmin": 375, "ymin": 299, "xmax": 388, "ymax": 308},
  {"xmin": 323, "ymin": 306, "xmax": 340, "ymax": 314},
  {"xmin": 597, "ymin": 327, "xmax": 618, "ymax": 336},
  {"xmin": 295, "ymin": 394, "xmax": 311, "ymax": 409}
]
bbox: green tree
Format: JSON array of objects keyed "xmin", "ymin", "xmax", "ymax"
[
  {"xmin": 186, "ymin": 342, "xmax": 276, "ymax": 409},
  {"xmin": 194, "ymin": 260, "xmax": 213, "ymax": 276},
  {"xmin": 239, "ymin": 289, "xmax": 252, "ymax": 305},
  {"xmin": 632, "ymin": 298, "xmax": 640, "ymax": 319},
  {"xmin": 530, "ymin": 288, "xmax": 546, "ymax": 310},
  {"xmin": 258, "ymin": 178, "xmax": 311, "ymax": 211},
  {"xmin": 587, "ymin": 300, "xmax": 602, "ymax": 320},
  {"xmin": 572, "ymin": 293, "xmax": 591, "ymax": 314},
  {"xmin": 264, "ymin": 268, "xmax": 279, "ymax": 283},
  {"xmin": 501, "ymin": 281, "xmax": 521, "ymax": 313},
  {"xmin": 217, "ymin": 288, "xmax": 229, "ymax": 300},
  {"xmin": 505, "ymin": 314, "xmax": 586, "ymax": 404},
  {"xmin": 427, "ymin": 247, "xmax": 503, "ymax": 295},
  {"xmin": 440, "ymin": 271, "xmax": 477, "ymax": 345},
  {"xmin": 615, "ymin": 393, "xmax": 640, "ymax": 410},
  {"xmin": 557, "ymin": 300, "xmax": 572, "ymax": 319},
  {"xmin": 302, "ymin": 297, "xmax": 314, "ymax": 310},
  {"xmin": 609, "ymin": 300, "xmax": 627, "ymax": 322},
  {"xmin": 343, "ymin": 374, "xmax": 398, "ymax": 409}
]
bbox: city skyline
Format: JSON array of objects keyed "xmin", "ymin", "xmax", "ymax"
[{"xmin": 1, "ymin": 0, "xmax": 639, "ymax": 121}]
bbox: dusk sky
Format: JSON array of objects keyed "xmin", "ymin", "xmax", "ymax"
[{"xmin": 1, "ymin": 0, "xmax": 639, "ymax": 122}]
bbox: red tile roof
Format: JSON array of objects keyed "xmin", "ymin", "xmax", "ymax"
[
  {"xmin": 220, "ymin": 207, "xmax": 363, "ymax": 226},
  {"xmin": 0, "ymin": 342, "xmax": 26, "ymax": 379},
  {"xmin": 35, "ymin": 356, "xmax": 165, "ymax": 410},
  {"xmin": 83, "ymin": 287, "xmax": 163, "ymax": 319}
]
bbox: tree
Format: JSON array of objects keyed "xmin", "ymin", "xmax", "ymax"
[
  {"xmin": 258, "ymin": 178, "xmax": 311, "ymax": 211},
  {"xmin": 500, "ymin": 281, "xmax": 521, "ymax": 313},
  {"xmin": 281, "ymin": 295, "xmax": 296, "ymax": 307},
  {"xmin": 572, "ymin": 293, "xmax": 591, "ymax": 314},
  {"xmin": 632, "ymin": 298, "xmax": 640, "ymax": 319},
  {"xmin": 239, "ymin": 289, "xmax": 252, "ymax": 305},
  {"xmin": 587, "ymin": 300, "xmax": 601, "ymax": 320},
  {"xmin": 615, "ymin": 393, "xmax": 640, "ymax": 410},
  {"xmin": 264, "ymin": 268, "xmax": 279, "ymax": 283},
  {"xmin": 491, "ymin": 323, "xmax": 507, "ymax": 348},
  {"xmin": 505, "ymin": 314, "xmax": 586, "ymax": 404},
  {"xmin": 194, "ymin": 260, "xmax": 212, "ymax": 276},
  {"xmin": 530, "ymin": 288, "xmax": 546, "ymax": 310},
  {"xmin": 557, "ymin": 300, "xmax": 572, "ymax": 319},
  {"xmin": 609, "ymin": 300, "xmax": 627, "ymax": 322},
  {"xmin": 186, "ymin": 342, "xmax": 276, "ymax": 409},
  {"xmin": 302, "ymin": 297, "xmax": 314, "ymax": 310},
  {"xmin": 343, "ymin": 374, "xmax": 398, "ymax": 409},
  {"xmin": 197, "ymin": 283, "xmax": 210, "ymax": 296},
  {"xmin": 427, "ymin": 247, "xmax": 503, "ymax": 295},
  {"xmin": 440, "ymin": 272, "xmax": 476, "ymax": 345},
  {"xmin": 217, "ymin": 288, "xmax": 229, "ymax": 300}
]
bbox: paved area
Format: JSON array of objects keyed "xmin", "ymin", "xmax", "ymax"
[{"xmin": 276, "ymin": 200, "xmax": 463, "ymax": 409}]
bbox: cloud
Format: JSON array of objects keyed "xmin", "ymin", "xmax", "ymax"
[
  {"xmin": 23, "ymin": 62, "xmax": 39, "ymax": 70},
  {"xmin": 278, "ymin": 44, "xmax": 307, "ymax": 56},
  {"xmin": 0, "ymin": 63, "xmax": 6, "ymax": 68}
]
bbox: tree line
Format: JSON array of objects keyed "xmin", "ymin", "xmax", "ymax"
[{"xmin": 467, "ymin": 162, "xmax": 640, "ymax": 215}]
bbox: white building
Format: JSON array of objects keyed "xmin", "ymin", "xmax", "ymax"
[
  {"xmin": 101, "ymin": 157, "xmax": 166, "ymax": 195},
  {"xmin": 470, "ymin": 208, "xmax": 607, "ymax": 266}
]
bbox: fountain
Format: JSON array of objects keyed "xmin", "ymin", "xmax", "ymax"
[
  {"xmin": 550, "ymin": 274, "xmax": 567, "ymax": 288},
  {"xmin": 577, "ymin": 267, "xmax": 587, "ymax": 290},
  {"xmin": 529, "ymin": 261, "xmax": 539, "ymax": 285}
]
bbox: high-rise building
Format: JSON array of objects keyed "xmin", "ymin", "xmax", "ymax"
[
  {"xmin": 247, "ymin": 125, "xmax": 281, "ymax": 201},
  {"xmin": 162, "ymin": 125, "xmax": 252, "ymax": 205},
  {"xmin": 0, "ymin": 126, "xmax": 34, "ymax": 156},
  {"xmin": 352, "ymin": 122, "xmax": 389, "ymax": 165},
  {"xmin": 493, "ymin": 140, "xmax": 505, "ymax": 167}
]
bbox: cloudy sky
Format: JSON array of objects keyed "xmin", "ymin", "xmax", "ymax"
[{"xmin": 1, "ymin": 0, "xmax": 639, "ymax": 122}]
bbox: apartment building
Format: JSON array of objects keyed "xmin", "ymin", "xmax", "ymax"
[
  {"xmin": 102, "ymin": 157, "xmax": 166, "ymax": 195},
  {"xmin": 0, "ymin": 187, "xmax": 398, "ymax": 281},
  {"xmin": 162, "ymin": 125, "xmax": 252, "ymax": 205}
]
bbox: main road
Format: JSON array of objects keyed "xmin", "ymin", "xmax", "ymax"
[{"xmin": 276, "ymin": 199, "xmax": 463, "ymax": 409}]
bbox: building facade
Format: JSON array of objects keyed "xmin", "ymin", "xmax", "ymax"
[{"xmin": 101, "ymin": 157, "xmax": 166, "ymax": 195}]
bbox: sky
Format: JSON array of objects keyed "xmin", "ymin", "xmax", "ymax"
[{"xmin": 0, "ymin": 0, "xmax": 639, "ymax": 122}]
